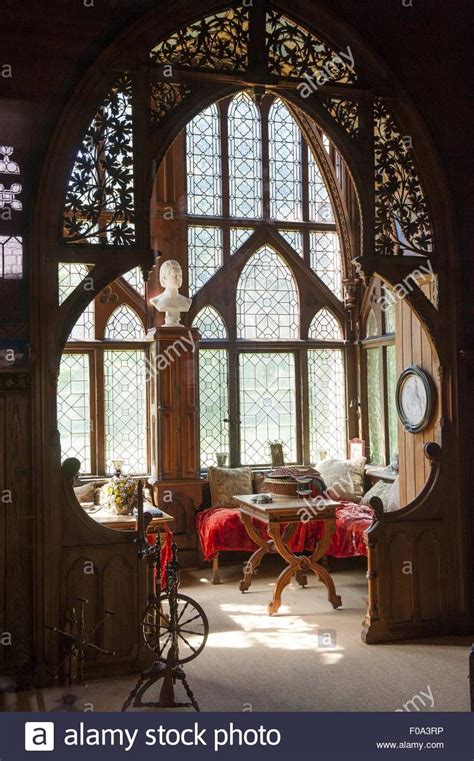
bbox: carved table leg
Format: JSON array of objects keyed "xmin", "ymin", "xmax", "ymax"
[
  {"xmin": 266, "ymin": 519, "xmax": 342, "ymax": 614},
  {"xmin": 238, "ymin": 513, "xmax": 270, "ymax": 592},
  {"xmin": 308, "ymin": 520, "xmax": 342, "ymax": 609}
]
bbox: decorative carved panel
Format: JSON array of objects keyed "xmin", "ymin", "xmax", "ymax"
[
  {"xmin": 150, "ymin": 83, "xmax": 191, "ymax": 125},
  {"xmin": 374, "ymin": 99, "xmax": 433, "ymax": 256},
  {"xmin": 150, "ymin": 7, "xmax": 250, "ymax": 72},
  {"xmin": 63, "ymin": 73, "xmax": 135, "ymax": 245},
  {"xmin": 322, "ymin": 98, "xmax": 360, "ymax": 138}
]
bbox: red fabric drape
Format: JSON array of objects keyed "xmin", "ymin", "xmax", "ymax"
[
  {"xmin": 196, "ymin": 502, "xmax": 373, "ymax": 561},
  {"xmin": 147, "ymin": 525, "xmax": 173, "ymax": 588}
]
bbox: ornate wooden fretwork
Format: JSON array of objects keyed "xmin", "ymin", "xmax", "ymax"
[
  {"xmin": 322, "ymin": 99, "xmax": 360, "ymax": 138},
  {"xmin": 63, "ymin": 73, "xmax": 135, "ymax": 245},
  {"xmin": 150, "ymin": 83, "xmax": 192, "ymax": 125},
  {"xmin": 150, "ymin": 7, "xmax": 250, "ymax": 73},
  {"xmin": 374, "ymin": 99, "xmax": 433, "ymax": 256},
  {"xmin": 266, "ymin": 10, "xmax": 357, "ymax": 83}
]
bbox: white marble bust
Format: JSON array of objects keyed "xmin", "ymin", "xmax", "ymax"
[{"xmin": 150, "ymin": 259, "xmax": 192, "ymax": 327}]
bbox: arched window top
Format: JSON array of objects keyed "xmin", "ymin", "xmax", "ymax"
[
  {"xmin": 186, "ymin": 103, "xmax": 221, "ymax": 216},
  {"xmin": 309, "ymin": 308, "xmax": 343, "ymax": 341},
  {"xmin": 308, "ymin": 150, "xmax": 335, "ymax": 223},
  {"xmin": 105, "ymin": 304, "xmax": 145, "ymax": 340},
  {"xmin": 383, "ymin": 287, "xmax": 396, "ymax": 333},
  {"xmin": 193, "ymin": 306, "xmax": 227, "ymax": 339},
  {"xmin": 268, "ymin": 99, "xmax": 302, "ymax": 222},
  {"xmin": 365, "ymin": 309, "xmax": 378, "ymax": 338},
  {"xmin": 237, "ymin": 245, "xmax": 299, "ymax": 340},
  {"xmin": 122, "ymin": 267, "xmax": 145, "ymax": 298},
  {"xmin": 228, "ymin": 92, "xmax": 262, "ymax": 219}
]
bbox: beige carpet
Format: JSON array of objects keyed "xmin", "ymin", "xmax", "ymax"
[{"xmin": 2, "ymin": 558, "xmax": 471, "ymax": 712}]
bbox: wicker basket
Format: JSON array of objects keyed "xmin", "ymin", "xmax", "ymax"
[{"xmin": 261, "ymin": 477, "xmax": 298, "ymax": 497}]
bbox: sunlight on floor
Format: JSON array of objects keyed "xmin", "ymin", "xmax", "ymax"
[{"xmin": 203, "ymin": 601, "xmax": 346, "ymax": 655}]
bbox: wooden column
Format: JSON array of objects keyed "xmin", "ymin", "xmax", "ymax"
[{"xmin": 149, "ymin": 326, "xmax": 204, "ymax": 566}]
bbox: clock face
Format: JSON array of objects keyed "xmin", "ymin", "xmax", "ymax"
[{"xmin": 396, "ymin": 366, "xmax": 434, "ymax": 433}]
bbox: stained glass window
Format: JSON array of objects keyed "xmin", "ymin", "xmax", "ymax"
[
  {"xmin": 122, "ymin": 267, "xmax": 145, "ymax": 297},
  {"xmin": 230, "ymin": 227, "xmax": 254, "ymax": 254},
  {"xmin": 308, "ymin": 151, "xmax": 335, "ymax": 223},
  {"xmin": 193, "ymin": 306, "xmax": 227, "ymax": 339},
  {"xmin": 236, "ymin": 246, "xmax": 299, "ymax": 340},
  {"xmin": 239, "ymin": 352, "xmax": 297, "ymax": 465},
  {"xmin": 269, "ymin": 99, "xmax": 302, "ymax": 222},
  {"xmin": 199, "ymin": 349, "xmax": 229, "ymax": 467},
  {"xmin": 279, "ymin": 229, "xmax": 303, "ymax": 256},
  {"xmin": 104, "ymin": 350, "xmax": 147, "ymax": 473},
  {"xmin": 310, "ymin": 231, "xmax": 342, "ymax": 298},
  {"xmin": 228, "ymin": 93, "xmax": 262, "ymax": 218},
  {"xmin": 308, "ymin": 349, "xmax": 346, "ymax": 460},
  {"xmin": 188, "ymin": 226, "xmax": 222, "ymax": 295},
  {"xmin": 0, "ymin": 235, "xmax": 22, "ymax": 279},
  {"xmin": 309, "ymin": 308, "xmax": 343, "ymax": 341},
  {"xmin": 186, "ymin": 103, "xmax": 221, "ymax": 216},
  {"xmin": 366, "ymin": 347, "xmax": 383, "ymax": 464},
  {"xmin": 105, "ymin": 304, "xmax": 145, "ymax": 340},
  {"xmin": 58, "ymin": 354, "xmax": 91, "ymax": 472}
]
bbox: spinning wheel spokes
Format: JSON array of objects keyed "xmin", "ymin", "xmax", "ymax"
[{"xmin": 142, "ymin": 593, "xmax": 208, "ymax": 665}]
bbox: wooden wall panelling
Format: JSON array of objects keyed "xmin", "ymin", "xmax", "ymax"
[
  {"xmin": 0, "ymin": 395, "xmax": 5, "ymax": 673},
  {"xmin": 1, "ymin": 391, "xmax": 31, "ymax": 685},
  {"xmin": 387, "ymin": 531, "xmax": 414, "ymax": 623},
  {"xmin": 396, "ymin": 293, "xmax": 441, "ymax": 506}
]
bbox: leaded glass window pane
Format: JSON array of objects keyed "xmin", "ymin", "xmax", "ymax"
[
  {"xmin": 193, "ymin": 306, "xmax": 227, "ymax": 338},
  {"xmin": 236, "ymin": 245, "xmax": 299, "ymax": 340},
  {"xmin": 308, "ymin": 152, "xmax": 334, "ymax": 223},
  {"xmin": 58, "ymin": 353, "xmax": 91, "ymax": 472},
  {"xmin": 104, "ymin": 350, "xmax": 147, "ymax": 473},
  {"xmin": 0, "ymin": 235, "xmax": 22, "ymax": 279},
  {"xmin": 105, "ymin": 304, "xmax": 145, "ymax": 340},
  {"xmin": 230, "ymin": 227, "xmax": 254, "ymax": 254},
  {"xmin": 122, "ymin": 267, "xmax": 145, "ymax": 297},
  {"xmin": 309, "ymin": 231, "xmax": 342, "ymax": 298},
  {"xmin": 386, "ymin": 345, "xmax": 398, "ymax": 462},
  {"xmin": 366, "ymin": 347, "xmax": 383, "ymax": 464},
  {"xmin": 279, "ymin": 229, "xmax": 303, "ymax": 256},
  {"xmin": 366, "ymin": 309, "xmax": 378, "ymax": 338},
  {"xmin": 199, "ymin": 349, "xmax": 229, "ymax": 467},
  {"xmin": 186, "ymin": 103, "xmax": 221, "ymax": 216},
  {"xmin": 239, "ymin": 352, "xmax": 297, "ymax": 465},
  {"xmin": 383, "ymin": 289, "xmax": 396, "ymax": 333},
  {"xmin": 269, "ymin": 100, "xmax": 302, "ymax": 222},
  {"xmin": 309, "ymin": 308, "xmax": 343, "ymax": 341},
  {"xmin": 228, "ymin": 93, "xmax": 262, "ymax": 218},
  {"xmin": 188, "ymin": 226, "xmax": 222, "ymax": 295},
  {"xmin": 308, "ymin": 349, "xmax": 346, "ymax": 461},
  {"xmin": 58, "ymin": 263, "xmax": 90, "ymax": 304}
]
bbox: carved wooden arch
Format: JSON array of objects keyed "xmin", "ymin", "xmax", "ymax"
[{"xmin": 28, "ymin": 0, "xmax": 462, "ymax": 665}]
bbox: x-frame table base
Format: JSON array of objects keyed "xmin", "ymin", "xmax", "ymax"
[{"xmin": 236, "ymin": 497, "xmax": 342, "ymax": 616}]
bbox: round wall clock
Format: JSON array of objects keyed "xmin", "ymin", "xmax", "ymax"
[{"xmin": 396, "ymin": 365, "xmax": 435, "ymax": 433}]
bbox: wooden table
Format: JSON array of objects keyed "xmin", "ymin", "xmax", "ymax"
[
  {"xmin": 233, "ymin": 494, "xmax": 342, "ymax": 615},
  {"xmin": 82, "ymin": 504, "xmax": 173, "ymax": 532}
]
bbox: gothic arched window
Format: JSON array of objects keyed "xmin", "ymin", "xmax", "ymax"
[{"xmin": 162, "ymin": 91, "xmax": 348, "ymax": 467}]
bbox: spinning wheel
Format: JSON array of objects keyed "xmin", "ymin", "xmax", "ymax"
[
  {"xmin": 122, "ymin": 480, "xmax": 209, "ymax": 712},
  {"xmin": 142, "ymin": 593, "xmax": 208, "ymax": 664}
]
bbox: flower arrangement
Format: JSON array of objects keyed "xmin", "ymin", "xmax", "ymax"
[{"xmin": 99, "ymin": 475, "xmax": 138, "ymax": 515}]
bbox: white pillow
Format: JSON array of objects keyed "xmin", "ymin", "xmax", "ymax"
[{"xmin": 316, "ymin": 457, "xmax": 366, "ymax": 502}]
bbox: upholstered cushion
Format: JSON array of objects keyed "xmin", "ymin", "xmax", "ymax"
[
  {"xmin": 316, "ymin": 457, "xmax": 366, "ymax": 502},
  {"xmin": 208, "ymin": 466, "xmax": 253, "ymax": 507},
  {"xmin": 73, "ymin": 481, "xmax": 96, "ymax": 504},
  {"xmin": 361, "ymin": 479, "xmax": 393, "ymax": 511},
  {"xmin": 386, "ymin": 478, "xmax": 400, "ymax": 512}
]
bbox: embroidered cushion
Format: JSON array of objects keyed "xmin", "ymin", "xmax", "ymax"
[
  {"xmin": 208, "ymin": 466, "xmax": 252, "ymax": 507},
  {"xmin": 316, "ymin": 457, "xmax": 366, "ymax": 502},
  {"xmin": 361, "ymin": 479, "xmax": 393, "ymax": 511}
]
